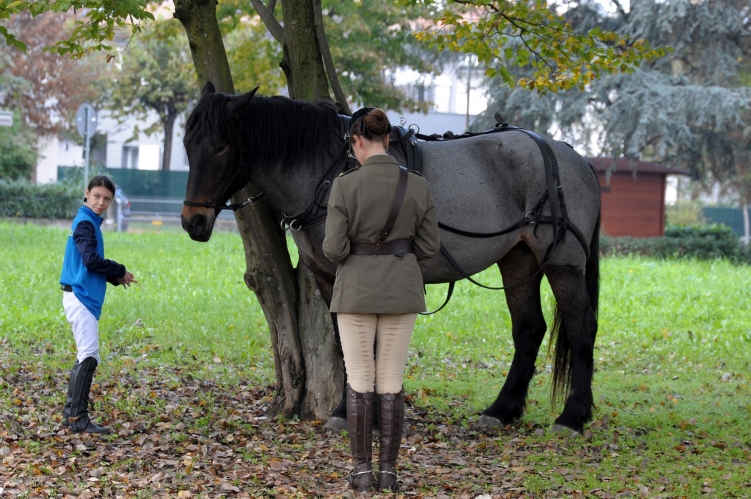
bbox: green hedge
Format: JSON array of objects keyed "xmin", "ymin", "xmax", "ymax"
[
  {"xmin": 0, "ymin": 180, "xmax": 81, "ymax": 219},
  {"xmin": 601, "ymin": 224, "xmax": 751, "ymax": 264}
]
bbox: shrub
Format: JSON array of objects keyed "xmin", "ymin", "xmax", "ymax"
[
  {"xmin": 665, "ymin": 199, "xmax": 706, "ymax": 226},
  {"xmin": 0, "ymin": 179, "xmax": 81, "ymax": 219},
  {"xmin": 600, "ymin": 223, "xmax": 751, "ymax": 264}
]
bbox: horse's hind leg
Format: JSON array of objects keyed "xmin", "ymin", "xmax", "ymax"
[
  {"xmin": 544, "ymin": 264, "xmax": 597, "ymax": 433},
  {"xmin": 479, "ymin": 243, "xmax": 546, "ymax": 429}
]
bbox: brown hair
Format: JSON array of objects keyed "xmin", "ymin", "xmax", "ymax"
[{"xmin": 350, "ymin": 108, "xmax": 391, "ymax": 146}]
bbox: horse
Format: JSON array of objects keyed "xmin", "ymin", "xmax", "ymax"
[{"xmin": 181, "ymin": 81, "xmax": 601, "ymax": 433}]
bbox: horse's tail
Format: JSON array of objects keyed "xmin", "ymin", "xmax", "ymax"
[{"xmin": 550, "ymin": 210, "xmax": 600, "ymax": 406}]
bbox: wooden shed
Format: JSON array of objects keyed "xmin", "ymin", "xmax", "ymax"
[{"xmin": 587, "ymin": 157, "xmax": 690, "ymax": 238}]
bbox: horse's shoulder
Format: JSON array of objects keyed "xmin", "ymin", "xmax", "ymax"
[{"xmin": 339, "ymin": 165, "xmax": 361, "ymax": 177}]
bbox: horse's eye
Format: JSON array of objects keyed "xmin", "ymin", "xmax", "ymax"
[{"xmin": 216, "ymin": 145, "xmax": 229, "ymax": 156}]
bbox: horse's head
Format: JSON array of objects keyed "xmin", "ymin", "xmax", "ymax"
[{"xmin": 181, "ymin": 81, "xmax": 258, "ymax": 241}]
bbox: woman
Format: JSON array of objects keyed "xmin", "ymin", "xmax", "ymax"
[
  {"xmin": 323, "ymin": 108, "xmax": 440, "ymax": 492},
  {"xmin": 60, "ymin": 175, "xmax": 137, "ymax": 434}
]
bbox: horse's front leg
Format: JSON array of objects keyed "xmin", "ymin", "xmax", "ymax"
[{"xmin": 479, "ymin": 244, "xmax": 547, "ymax": 429}]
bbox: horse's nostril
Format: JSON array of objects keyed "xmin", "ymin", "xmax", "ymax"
[{"xmin": 193, "ymin": 214, "xmax": 206, "ymax": 230}]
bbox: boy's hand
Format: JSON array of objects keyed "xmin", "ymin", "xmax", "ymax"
[{"xmin": 118, "ymin": 271, "xmax": 138, "ymax": 288}]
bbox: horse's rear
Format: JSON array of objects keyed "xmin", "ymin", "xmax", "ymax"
[{"xmin": 411, "ymin": 132, "xmax": 601, "ymax": 432}]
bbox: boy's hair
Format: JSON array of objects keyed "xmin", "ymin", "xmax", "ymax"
[{"xmin": 87, "ymin": 176, "xmax": 116, "ymax": 197}]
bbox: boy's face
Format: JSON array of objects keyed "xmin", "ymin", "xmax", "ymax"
[{"xmin": 85, "ymin": 186, "xmax": 114, "ymax": 216}]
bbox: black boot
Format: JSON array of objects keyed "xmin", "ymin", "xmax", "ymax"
[
  {"xmin": 67, "ymin": 357, "xmax": 111, "ymax": 434},
  {"xmin": 346, "ymin": 385, "xmax": 375, "ymax": 492},
  {"xmin": 377, "ymin": 389, "xmax": 405, "ymax": 492},
  {"xmin": 61, "ymin": 360, "xmax": 79, "ymax": 427}
]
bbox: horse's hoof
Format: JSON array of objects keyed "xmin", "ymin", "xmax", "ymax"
[
  {"xmin": 550, "ymin": 423, "xmax": 580, "ymax": 436},
  {"xmin": 323, "ymin": 416, "xmax": 347, "ymax": 432},
  {"xmin": 477, "ymin": 415, "xmax": 503, "ymax": 430}
]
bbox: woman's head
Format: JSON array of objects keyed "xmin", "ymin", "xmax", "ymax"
[
  {"xmin": 349, "ymin": 108, "xmax": 391, "ymax": 163},
  {"xmin": 350, "ymin": 108, "xmax": 391, "ymax": 148},
  {"xmin": 84, "ymin": 175, "xmax": 116, "ymax": 216}
]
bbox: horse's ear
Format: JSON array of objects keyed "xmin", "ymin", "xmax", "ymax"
[
  {"xmin": 201, "ymin": 81, "xmax": 216, "ymax": 97},
  {"xmin": 227, "ymin": 86, "xmax": 259, "ymax": 116}
]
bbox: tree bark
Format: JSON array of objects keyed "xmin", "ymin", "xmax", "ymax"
[
  {"xmin": 161, "ymin": 111, "xmax": 176, "ymax": 170},
  {"xmin": 312, "ymin": 0, "xmax": 351, "ymax": 115},
  {"xmin": 280, "ymin": 0, "xmax": 330, "ymax": 101},
  {"xmin": 174, "ymin": 0, "xmax": 343, "ymax": 420}
]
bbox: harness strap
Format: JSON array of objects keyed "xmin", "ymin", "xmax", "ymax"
[
  {"xmin": 419, "ymin": 281, "xmax": 456, "ymax": 316},
  {"xmin": 378, "ymin": 166, "xmax": 409, "ymax": 242}
]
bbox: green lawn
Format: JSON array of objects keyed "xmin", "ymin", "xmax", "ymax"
[{"xmin": 1, "ymin": 222, "xmax": 749, "ymax": 498}]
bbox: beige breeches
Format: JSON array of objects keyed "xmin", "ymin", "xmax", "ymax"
[{"xmin": 337, "ymin": 313, "xmax": 416, "ymax": 394}]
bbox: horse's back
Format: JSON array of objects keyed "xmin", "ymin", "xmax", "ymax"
[{"xmin": 414, "ymin": 132, "xmax": 600, "ymax": 281}]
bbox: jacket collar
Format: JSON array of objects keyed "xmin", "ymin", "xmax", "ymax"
[
  {"xmin": 80, "ymin": 205, "xmax": 104, "ymax": 225},
  {"xmin": 361, "ymin": 154, "xmax": 397, "ymax": 167}
]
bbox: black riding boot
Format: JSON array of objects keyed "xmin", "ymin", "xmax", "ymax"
[
  {"xmin": 60, "ymin": 360, "xmax": 79, "ymax": 427},
  {"xmin": 347, "ymin": 385, "xmax": 375, "ymax": 492},
  {"xmin": 377, "ymin": 389, "xmax": 405, "ymax": 492},
  {"xmin": 67, "ymin": 357, "xmax": 111, "ymax": 434}
]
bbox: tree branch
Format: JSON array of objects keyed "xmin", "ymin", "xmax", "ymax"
[
  {"xmin": 249, "ymin": 0, "xmax": 284, "ymax": 44},
  {"xmin": 312, "ymin": 0, "xmax": 351, "ymax": 115}
]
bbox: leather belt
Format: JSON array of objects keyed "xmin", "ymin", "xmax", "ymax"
[
  {"xmin": 61, "ymin": 285, "xmax": 73, "ymax": 292},
  {"xmin": 349, "ymin": 239, "xmax": 413, "ymax": 256}
]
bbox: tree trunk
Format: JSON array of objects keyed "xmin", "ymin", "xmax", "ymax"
[
  {"xmin": 279, "ymin": 0, "xmax": 344, "ymax": 419},
  {"xmin": 280, "ymin": 0, "xmax": 330, "ymax": 101},
  {"xmin": 174, "ymin": 0, "xmax": 343, "ymax": 420},
  {"xmin": 743, "ymin": 201, "xmax": 750, "ymax": 246},
  {"xmin": 161, "ymin": 111, "xmax": 176, "ymax": 170}
]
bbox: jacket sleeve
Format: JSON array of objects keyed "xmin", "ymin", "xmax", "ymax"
[
  {"xmin": 412, "ymin": 182, "xmax": 440, "ymax": 261},
  {"xmin": 73, "ymin": 221, "xmax": 127, "ymax": 283},
  {"xmin": 323, "ymin": 178, "xmax": 351, "ymax": 264}
]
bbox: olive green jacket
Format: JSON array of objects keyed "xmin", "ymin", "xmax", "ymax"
[{"xmin": 323, "ymin": 154, "xmax": 440, "ymax": 313}]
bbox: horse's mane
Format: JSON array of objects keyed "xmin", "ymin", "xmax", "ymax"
[{"xmin": 184, "ymin": 93, "xmax": 341, "ymax": 170}]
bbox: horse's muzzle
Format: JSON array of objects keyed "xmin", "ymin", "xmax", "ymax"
[{"xmin": 181, "ymin": 211, "xmax": 214, "ymax": 242}]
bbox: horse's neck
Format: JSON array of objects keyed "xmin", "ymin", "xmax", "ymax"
[{"xmin": 245, "ymin": 149, "xmax": 339, "ymax": 215}]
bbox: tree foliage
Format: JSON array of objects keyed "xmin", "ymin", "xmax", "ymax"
[
  {"xmin": 0, "ymin": 10, "xmax": 102, "ymax": 133},
  {"xmin": 402, "ymin": 0, "xmax": 668, "ymax": 94},
  {"xmin": 0, "ymin": 0, "xmax": 153, "ymax": 59},
  {"xmin": 243, "ymin": 0, "xmax": 442, "ymax": 111},
  {"xmin": 319, "ymin": 0, "xmax": 440, "ymax": 111},
  {"xmin": 104, "ymin": 17, "xmax": 196, "ymax": 170},
  {"xmin": 217, "ymin": 2, "xmax": 286, "ymax": 95},
  {"xmin": 0, "ymin": 110, "xmax": 37, "ymax": 179},
  {"xmin": 473, "ymin": 0, "xmax": 751, "ymax": 203}
]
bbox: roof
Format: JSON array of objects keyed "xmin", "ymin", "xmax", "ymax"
[{"xmin": 587, "ymin": 157, "xmax": 691, "ymax": 176}]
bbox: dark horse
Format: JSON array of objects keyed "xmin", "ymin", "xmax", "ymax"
[{"xmin": 181, "ymin": 82, "xmax": 601, "ymax": 433}]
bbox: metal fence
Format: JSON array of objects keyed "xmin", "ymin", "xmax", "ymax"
[
  {"xmin": 114, "ymin": 196, "xmax": 236, "ymax": 232},
  {"xmin": 703, "ymin": 207, "xmax": 750, "ymax": 237}
]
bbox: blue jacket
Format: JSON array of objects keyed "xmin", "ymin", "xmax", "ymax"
[{"xmin": 60, "ymin": 206, "xmax": 126, "ymax": 319}]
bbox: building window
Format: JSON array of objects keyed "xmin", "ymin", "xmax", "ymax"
[{"xmin": 122, "ymin": 145, "xmax": 139, "ymax": 169}]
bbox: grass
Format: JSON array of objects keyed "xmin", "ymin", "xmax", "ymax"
[{"xmin": 1, "ymin": 221, "xmax": 750, "ymax": 497}]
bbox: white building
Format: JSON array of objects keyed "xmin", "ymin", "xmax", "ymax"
[{"xmin": 35, "ymin": 109, "xmax": 188, "ymax": 184}]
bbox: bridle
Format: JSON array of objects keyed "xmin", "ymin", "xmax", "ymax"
[{"xmin": 183, "ymin": 157, "xmax": 266, "ymax": 212}]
